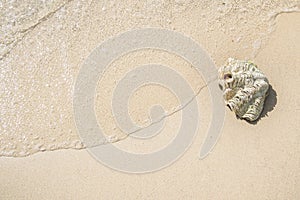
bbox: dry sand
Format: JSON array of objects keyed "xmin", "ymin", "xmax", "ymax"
[{"xmin": 1, "ymin": 1, "xmax": 300, "ymax": 199}]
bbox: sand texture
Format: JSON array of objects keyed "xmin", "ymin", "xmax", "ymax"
[{"xmin": 0, "ymin": 0, "xmax": 300, "ymax": 199}]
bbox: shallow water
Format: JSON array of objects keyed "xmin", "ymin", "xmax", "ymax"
[{"xmin": 0, "ymin": 0, "xmax": 299, "ymax": 157}]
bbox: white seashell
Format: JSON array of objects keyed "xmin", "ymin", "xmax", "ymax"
[{"xmin": 218, "ymin": 58, "xmax": 269, "ymax": 121}]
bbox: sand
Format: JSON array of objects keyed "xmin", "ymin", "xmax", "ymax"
[{"xmin": 1, "ymin": 1, "xmax": 300, "ymax": 199}]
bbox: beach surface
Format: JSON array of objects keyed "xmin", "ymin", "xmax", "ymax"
[{"xmin": 0, "ymin": 1, "xmax": 300, "ymax": 199}]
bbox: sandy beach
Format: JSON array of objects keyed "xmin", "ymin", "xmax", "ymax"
[{"xmin": 1, "ymin": 0, "xmax": 300, "ymax": 199}]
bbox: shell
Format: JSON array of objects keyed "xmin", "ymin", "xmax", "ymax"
[{"xmin": 218, "ymin": 58, "xmax": 269, "ymax": 121}]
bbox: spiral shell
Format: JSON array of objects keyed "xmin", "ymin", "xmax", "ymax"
[{"xmin": 218, "ymin": 58, "xmax": 269, "ymax": 121}]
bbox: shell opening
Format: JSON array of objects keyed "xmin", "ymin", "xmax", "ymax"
[{"xmin": 224, "ymin": 73, "xmax": 232, "ymax": 79}]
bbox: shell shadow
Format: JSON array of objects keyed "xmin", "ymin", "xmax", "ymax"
[{"xmin": 248, "ymin": 84, "xmax": 277, "ymax": 125}]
